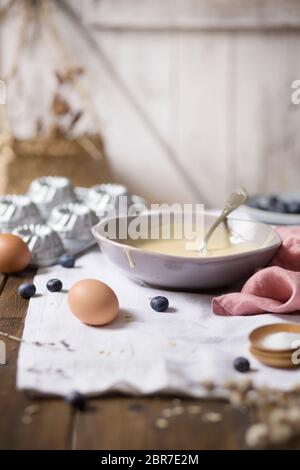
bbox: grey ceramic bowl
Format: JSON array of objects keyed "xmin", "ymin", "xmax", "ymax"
[
  {"xmin": 92, "ymin": 212, "xmax": 282, "ymax": 290},
  {"xmin": 245, "ymin": 192, "xmax": 300, "ymax": 225}
]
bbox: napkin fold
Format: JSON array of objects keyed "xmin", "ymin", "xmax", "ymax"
[
  {"xmin": 271, "ymin": 226, "xmax": 300, "ymax": 271},
  {"xmin": 213, "ymin": 226, "xmax": 300, "ymax": 316}
]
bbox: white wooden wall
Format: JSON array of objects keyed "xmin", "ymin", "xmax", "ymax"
[{"xmin": 1, "ymin": 0, "xmax": 300, "ymax": 207}]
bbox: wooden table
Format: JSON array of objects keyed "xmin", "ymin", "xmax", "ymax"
[{"xmin": 0, "ymin": 271, "xmax": 297, "ymax": 450}]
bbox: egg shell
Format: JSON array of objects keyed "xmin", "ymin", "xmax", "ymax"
[
  {"xmin": 0, "ymin": 233, "xmax": 31, "ymax": 273},
  {"xmin": 68, "ymin": 279, "xmax": 119, "ymax": 326}
]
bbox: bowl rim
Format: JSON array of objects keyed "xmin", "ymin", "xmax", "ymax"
[
  {"xmin": 91, "ymin": 210, "xmax": 282, "ymax": 263},
  {"xmin": 245, "ymin": 204, "xmax": 300, "ymax": 221},
  {"xmin": 249, "ymin": 323, "xmax": 300, "ymax": 353}
]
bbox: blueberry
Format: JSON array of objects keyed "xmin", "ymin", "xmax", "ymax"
[
  {"xmin": 256, "ymin": 197, "xmax": 271, "ymax": 211},
  {"xmin": 59, "ymin": 254, "xmax": 75, "ymax": 268},
  {"xmin": 18, "ymin": 283, "xmax": 36, "ymax": 299},
  {"xmin": 286, "ymin": 201, "xmax": 300, "ymax": 214},
  {"xmin": 65, "ymin": 391, "xmax": 86, "ymax": 411},
  {"xmin": 268, "ymin": 196, "xmax": 288, "ymax": 213},
  {"xmin": 47, "ymin": 278, "xmax": 63, "ymax": 292},
  {"xmin": 150, "ymin": 296, "xmax": 169, "ymax": 312},
  {"xmin": 233, "ymin": 357, "xmax": 250, "ymax": 373},
  {"xmin": 268, "ymin": 195, "xmax": 279, "ymax": 206}
]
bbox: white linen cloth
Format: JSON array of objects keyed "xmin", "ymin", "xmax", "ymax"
[{"xmin": 17, "ymin": 248, "xmax": 300, "ymax": 396}]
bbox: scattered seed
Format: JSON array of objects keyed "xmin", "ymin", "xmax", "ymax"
[
  {"xmin": 285, "ymin": 407, "xmax": 300, "ymax": 427},
  {"xmin": 24, "ymin": 404, "xmax": 40, "ymax": 416},
  {"xmin": 172, "ymin": 398, "xmax": 182, "ymax": 406},
  {"xmin": 124, "ymin": 314, "xmax": 134, "ymax": 322},
  {"xmin": 259, "ymin": 386, "xmax": 272, "ymax": 398},
  {"xmin": 223, "ymin": 379, "xmax": 238, "ymax": 391},
  {"xmin": 161, "ymin": 408, "xmax": 173, "ymax": 418},
  {"xmin": 187, "ymin": 404, "xmax": 202, "ymax": 415},
  {"xmin": 269, "ymin": 423, "xmax": 292, "ymax": 445},
  {"xmin": 21, "ymin": 415, "xmax": 32, "ymax": 425},
  {"xmin": 237, "ymin": 378, "xmax": 253, "ymax": 393},
  {"xmin": 269, "ymin": 407, "xmax": 300, "ymax": 429},
  {"xmin": 244, "ymin": 389, "xmax": 259, "ymax": 406},
  {"xmin": 201, "ymin": 380, "xmax": 215, "ymax": 392},
  {"xmin": 269, "ymin": 408, "xmax": 288, "ymax": 426},
  {"xmin": 155, "ymin": 418, "xmax": 169, "ymax": 429},
  {"xmin": 173, "ymin": 405, "xmax": 184, "ymax": 416},
  {"xmin": 229, "ymin": 391, "xmax": 244, "ymax": 408},
  {"xmin": 246, "ymin": 423, "xmax": 269, "ymax": 449},
  {"xmin": 202, "ymin": 412, "xmax": 222, "ymax": 423}
]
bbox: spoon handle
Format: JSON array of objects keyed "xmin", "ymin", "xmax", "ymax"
[{"xmin": 202, "ymin": 188, "xmax": 248, "ymax": 251}]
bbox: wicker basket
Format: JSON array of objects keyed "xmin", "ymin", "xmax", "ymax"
[{"xmin": 0, "ymin": 134, "xmax": 111, "ymax": 194}]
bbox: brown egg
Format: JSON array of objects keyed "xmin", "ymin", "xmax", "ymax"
[
  {"xmin": 0, "ymin": 233, "xmax": 31, "ymax": 273},
  {"xmin": 68, "ymin": 279, "xmax": 119, "ymax": 326}
]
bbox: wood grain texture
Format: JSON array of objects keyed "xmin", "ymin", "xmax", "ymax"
[
  {"xmin": 2, "ymin": 276, "xmax": 300, "ymax": 450},
  {"xmin": 0, "ymin": 274, "xmax": 72, "ymax": 450},
  {"xmin": 57, "ymin": 2, "xmax": 233, "ymax": 205},
  {"xmin": 60, "ymin": 1, "xmax": 300, "ymax": 206},
  {"xmin": 74, "ymin": 397, "xmax": 251, "ymax": 450},
  {"xmin": 2, "ymin": 0, "xmax": 300, "ymax": 205},
  {"xmin": 81, "ymin": 0, "xmax": 300, "ymax": 31},
  {"xmin": 0, "ymin": 276, "xmax": 256, "ymax": 450},
  {"xmin": 56, "ymin": 2, "xmax": 203, "ymax": 203},
  {"xmin": 176, "ymin": 32, "xmax": 231, "ymax": 207},
  {"xmin": 235, "ymin": 32, "xmax": 300, "ymax": 195}
]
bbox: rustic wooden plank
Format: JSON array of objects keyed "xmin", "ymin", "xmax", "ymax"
[
  {"xmin": 79, "ymin": 0, "xmax": 300, "ymax": 31},
  {"xmin": 75, "ymin": 397, "xmax": 252, "ymax": 450},
  {"xmin": 0, "ymin": 273, "xmax": 7, "ymax": 295},
  {"xmin": 57, "ymin": 1, "xmax": 203, "ymax": 204},
  {"xmin": 60, "ymin": 0, "xmax": 232, "ymax": 206},
  {"xmin": 176, "ymin": 32, "xmax": 230, "ymax": 207},
  {"xmin": 0, "ymin": 274, "xmax": 73, "ymax": 450},
  {"xmin": 0, "ymin": 378, "xmax": 73, "ymax": 450},
  {"xmin": 0, "ymin": 275, "xmax": 294, "ymax": 450},
  {"xmin": 0, "ymin": 274, "xmax": 255, "ymax": 450},
  {"xmin": 235, "ymin": 32, "xmax": 300, "ymax": 196},
  {"xmin": 4, "ymin": 1, "xmax": 300, "ymax": 206}
]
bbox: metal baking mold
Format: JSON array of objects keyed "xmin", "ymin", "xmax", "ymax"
[
  {"xmin": 28, "ymin": 176, "xmax": 76, "ymax": 219},
  {"xmin": 13, "ymin": 224, "xmax": 65, "ymax": 267},
  {"xmin": 47, "ymin": 202, "xmax": 98, "ymax": 253},
  {"xmin": 83, "ymin": 184, "xmax": 147, "ymax": 216},
  {"xmin": 0, "ymin": 194, "xmax": 43, "ymax": 231}
]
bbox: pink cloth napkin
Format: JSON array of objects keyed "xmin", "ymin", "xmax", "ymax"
[
  {"xmin": 213, "ymin": 226, "xmax": 300, "ymax": 316},
  {"xmin": 271, "ymin": 226, "xmax": 300, "ymax": 270}
]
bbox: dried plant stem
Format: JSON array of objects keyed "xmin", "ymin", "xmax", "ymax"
[
  {"xmin": 0, "ymin": 0, "xmax": 17, "ymax": 22},
  {"xmin": 0, "ymin": 330, "xmax": 73, "ymax": 353},
  {"xmin": 0, "ymin": 330, "xmax": 22, "ymax": 343}
]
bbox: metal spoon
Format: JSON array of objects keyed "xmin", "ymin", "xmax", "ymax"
[{"xmin": 201, "ymin": 188, "xmax": 248, "ymax": 251}]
